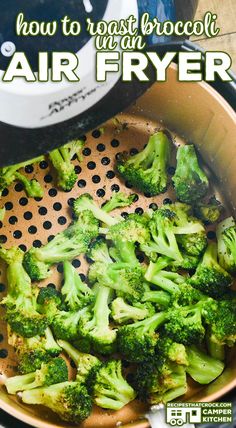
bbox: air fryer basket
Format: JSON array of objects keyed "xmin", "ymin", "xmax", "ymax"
[{"xmin": 0, "ymin": 64, "xmax": 236, "ymax": 428}]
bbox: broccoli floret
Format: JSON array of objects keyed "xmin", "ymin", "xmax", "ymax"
[
  {"xmin": 87, "ymin": 236, "xmax": 113, "ymax": 264},
  {"xmin": 91, "ymin": 360, "xmax": 136, "ymax": 410},
  {"xmin": 145, "ymin": 259, "xmax": 186, "ymax": 294},
  {"xmin": 117, "ymin": 311, "xmax": 167, "ymax": 362},
  {"xmin": 78, "ymin": 284, "xmax": 117, "ymax": 355},
  {"xmin": 0, "ymin": 155, "xmax": 44, "ymax": 197},
  {"xmin": 22, "ymin": 381, "xmax": 92, "ymax": 423},
  {"xmin": 111, "ymin": 297, "xmax": 155, "ymax": 324},
  {"xmin": 58, "ymin": 340, "xmax": 101, "ymax": 386},
  {"xmin": 156, "ymin": 337, "xmax": 188, "ymax": 366},
  {"xmin": 194, "ymin": 196, "xmax": 223, "ymax": 224},
  {"xmin": 14, "ymin": 172, "xmax": 44, "ymax": 198},
  {"xmin": 8, "ymin": 327, "xmax": 62, "ymax": 374},
  {"xmin": 5, "ymin": 357, "xmax": 68, "ymax": 394},
  {"xmin": 189, "ymin": 243, "xmax": 233, "ymax": 298},
  {"xmin": 107, "ymin": 213, "xmax": 150, "ymax": 245},
  {"xmin": 109, "ymin": 240, "xmax": 139, "ymax": 266},
  {"xmin": 217, "ymin": 217, "xmax": 236, "ymax": 274},
  {"xmin": 164, "ymin": 303, "xmax": 205, "ymax": 345},
  {"xmin": 61, "ymin": 261, "xmax": 94, "ymax": 311},
  {"xmin": 37, "ymin": 287, "xmax": 62, "ymax": 321},
  {"xmin": 0, "ymin": 247, "xmax": 48, "ymax": 337},
  {"xmin": 52, "ymin": 309, "xmax": 86, "ymax": 342},
  {"xmin": 116, "ymin": 131, "xmax": 171, "ymax": 196},
  {"xmin": 133, "ymin": 356, "xmax": 187, "ymax": 404},
  {"xmin": 171, "ymin": 252, "xmax": 201, "ymax": 271},
  {"xmin": 203, "ymin": 299, "xmax": 236, "ymax": 348},
  {"xmin": 95, "ymin": 262, "xmax": 145, "ymax": 303},
  {"xmin": 102, "ymin": 191, "xmax": 136, "ymax": 213},
  {"xmin": 141, "ymin": 209, "xmax": 183, "ymax": 263},
  {"xmin": 186, "ymin": 345, "xmax": 224, "ymax": 384},
  {"xmin": 73, "ymin": 193, "xmax": 120, "ymax": 226},
  {"xmin": 23, "ymin": 211, "xmax": 99, "ymax": 280},
  {"xmin": 49, "ymin": 139, "xmax": 84, "ymax": 191},
  {"xmin": 172, "ymin": 145, "xmax": 209, "ymax": 204},
  {"xmin": 170, "ymin": 283, "xmax": 208, "ymax": 308}
]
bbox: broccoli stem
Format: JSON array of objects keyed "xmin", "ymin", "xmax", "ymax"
[
  {"xmin": 5, "ymin": 372, "xmax": 36, "ymax": 394},
  {"xmin": 160, "ymin": 385, "xmax": 187, "ymax": 403},
  {"xmin": 145, "ymin": 261, "xmax": 184, "ymax": 294},
  {"xmin": 112, "ymin": 240, "xmax": 138, "ymax": 265},
  {"xmin": 206, "ymin": 334, "xmax": 225, "ymax": 361},
  {"xmin": 94, "ymin": 285, "xmax": 111, "ymax": 329},
  {"xmin": 131, "ymin": 312, "xmax": 167, "ymax": 334},
  {"xmin": 186, "ymin": 345, "xmax": 224, "ymax": 384},
  {"xmin": 142, "ymin": 290, "xmax": 170, "ymax": 306},
  {"xmin": 102, "ymin": 192, "xmax": 135, "ymax": 213},
  {"xmin": 58, "ymin": 339, "xmax": 84, "ymax": 365}
]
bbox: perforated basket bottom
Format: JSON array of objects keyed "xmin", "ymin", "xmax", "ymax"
[{"xmin": 0, "ymin": 114, "xmax": 232, "ymax": 428}]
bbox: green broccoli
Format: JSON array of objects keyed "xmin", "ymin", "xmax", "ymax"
[
  {"xmin": 111, "ymin": 297, "xmax": 155, "ymax": 324},
  {"xmin": 117, "ymin": 311, "xmax": 167, "ymax": 362},
  {"xmin": 0, "ymin": 247, "xmax": 47, "ymax": 337},
  {"xmin": 107, "ymin": 213, "xmax": 150, "ymax": 245},
  {"xmin": 0, "ymin": 155, "xmax": 44, "ymax": 197},
  {"xmin": 217, "ymin": 217, "xmax": 236, "ymax": 274},
  {"xmin": 172, "ymin": 145, "xmax": 209, "ymax": 204},
  {"xmin": 189, "ymin": 243, "xmax": 233, "ymax": 298},
  {"xmin": 91, "ymin": 360, "xmax": 137, "ymax": 410},
  {"xmin": 164, "ymin": 303, "xmax": 205, "ymax": 345},
  {"xmin": 37, "ymin": 286, "xmax": 62, "ymax": 321},
  {"xmin": 116, "ymin": 131, "xmax": 171, "ymax": 196},
  {"xmin": 58, "ymin": 340, "xmax": 101, "ymax": 386},
  {"xmin": 78, "ymin": 284, "xmax": 117, "ymax": 355},
  {"xmin": 141, "ymin": 209, "xmax": 183, "ymax": 263},
  {"xmin": 185, "ymin": 345, "xmax": 224, "ymax": 384},
  {"xmin": 141, "ymin": 285, "xmax": 171, "ymax": 309},
  {"xmin": 5, "ymin": 357, "xmax": 68, "ymax": 394},
  {"xmin": 203, "ymin": 299, "xmax": 236, "ymax": 348},
  {"xmin": 102, "ymin": 191, "xmax": 136, "ymax": 213},
  {"xmin": 22, "ymin": 381, "xmax": 92, "ymax": 423},
  {"xmin": 73, "ymin": 193, "xmax": 120, "ymax": 226},
  {"xmin": 194, "ymin": 196, "xmax": 223, "ymax": 224},
  {"xmin": 49, "ymin": 139, "xmax": 85, "ymax": 191},
  {"xmin": 0, "ymin": 207, "xmax": 5, "ymax": 222},
  {"xmin": 169, "ymin": 283, "xmax": 208, "ymax": 308},
  {"xmin": 8, "ymin": 327, "xmax": 62, "ymax": 374},
  {"xmin": 23, "ymin": 211, "xmax": 99, "ymax": 280},
  {"xmin": 61, "ymin": 261, "xmax": 94, "ymax": 311},
  {"xmin": 133, "ymin": 355, "xmax": 187, "ymax": 404},
  {"xmin": 156, "ymin": 337, "xmax": 188, "ymax": 366},
  {"xmin": 145, "ymin": 258, "xmax": 186, "ymax": 294}
]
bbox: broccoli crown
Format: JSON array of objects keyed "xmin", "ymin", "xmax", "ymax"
[
  {"xmin": 87, "ymin": 237, "xmax": 113, "ymax": 264},
  {"xmin": 107, "ymin": 213, "xmax": 150, "ymax": 245},
  {"xmin": 5, "ymin": 357, "xmax": 68, "ymax": 394},
  {"xmin": 92, "ymin": 360, "xmax": 136, "ymax": 410},
  {"xmin": 194, "ymin": 197, "xmax": 223, "ymax": 224},
  {"xmin": 117, "ymin": 312, "xmax": 167, "ymax": 362},
  {"xmin": 164, "ymin": 304, "xmax": 205, "ymax": 345},
  {"xmin": 37, "ymin": 287, "xmax": 62, "ymax": 320},
  {"xmin": 171, "ymin": 252, "xmax": 201, "ymax": 271},
  {"xmin": 186, "ymin": 345, "xmax": 224, "ymax": 384},
  {"xmin": 155, "ymin": 337, "xmax": 188, "ymax": 366},
  {"xmin": 203, "ymin": 299, "xmax": 236, "ymax": 346},
  {"xmin": 116, "ymin": 131, "xmax": 171, "ymax": 196},
  {"xmin": 96, "ymin": 262, "xmax": 145, "ymax": 303},
  {"xmin": 58, "ymin": 340, "xmax": 101, "ymax": 387},
  {"xmin": 52, "ymin": 310, "xmax": 83, "ymax": 342},
  {"xmin": 23, "ymin": 249, "xmax": 51, "ymax": 281},
  {"xmin": 78, "ymin": 285, "xmax": 117, "ymax": 355},
  {"xmin": 144, "ymin": 258, "xmax": 185, "ymax": 295},
  {"xmin": 5, "ymin": 299, "xmax": 48, "ymax": 338},
  {"xmin": 189, "ymin": 243, "xmax": 233, "ymax": 298},
  {"xmin": 133, "ymin": 356, "xmax": 187, "ymax": 404},
  {"xmin": 177, "ymin": 232, "xmax": 207, "ymax": 257},
  {"xmin": 102, "ymin": 191, "xmax": 136, "ymax": 213},
  {"xmin": 14, "ymin": 328, "xmax": 61, "ymax": 374},
  {"xmin": 62, "ymin": 261, "xmax": 94, "ymax": 311},
  {"xmin": 217, "ymin": 217, "xmax": 236, "ymax": 273},
  {"xmin": 49, "ymin": 146, "xmax": 77, "ymax": 191},
  {"xmin": 170, "ymin": 283, "xmax": 207, "ymax": 307},
  {"xmin": 111, "ymin": 297, "xmax": 155, "ymax": 324},
  {"xmin": 142, "ymin": 209, "xmax": 183, "ymax": 263},
  {"xmin": 73, "ymin": 193, "xmax": 119, "ymax": 226},
  {"xmin": 22, "ymin": 381, "xmax": 92, "ymax": 423},
  {"xmin": 172, "ymin": 144, "xmax": 209, "ymax": 204}
]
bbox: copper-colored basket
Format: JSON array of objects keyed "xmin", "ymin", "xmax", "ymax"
[{"xmin": 0, "ymin": 65, "xmax": 236, "ymax": 428}]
